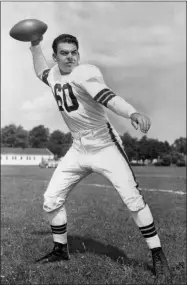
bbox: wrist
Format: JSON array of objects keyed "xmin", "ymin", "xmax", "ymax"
[
  {"xmin": 127, "ymin": 108, "xmax": 138, "ymax": 118},
  {"xmin": 30, "ymin": 44, "xmax": 42, "ymax": 53},
  {"xmin": 31, "ymin": 41, "xmax": 40, "ymax": 47},
  {"xmin": 31, "ymin": 36, "xmax": 43, "ymax": 47},
  {"xmin": 130, "ymin": 112, "xmax": 140, "ymax": 119}
]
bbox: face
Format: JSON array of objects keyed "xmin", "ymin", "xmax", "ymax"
[{"xmin": 53, "ymin": 42, "xmax": 80, "ymax": 75}]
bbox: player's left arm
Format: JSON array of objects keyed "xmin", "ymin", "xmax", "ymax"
[
  {"xmin": 106, "ymin": 96, "xmax": 151, "ymax": 134},
  {"xmin": 80, "ymin": 65, "xmax": 151, "ymax": 133}
]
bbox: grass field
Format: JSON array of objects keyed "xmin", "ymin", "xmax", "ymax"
[{"xmin": 1, "ymin": 165, "xmax": 186, "ymax": 285}]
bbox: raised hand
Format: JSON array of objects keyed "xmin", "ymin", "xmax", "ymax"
[{"xmin": 31, "ymin": 36, "xmax": 43, "ymax": 46}]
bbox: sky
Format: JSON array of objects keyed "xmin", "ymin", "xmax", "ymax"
[{"xmin": 1, "ymin": 1, "xmax": 186, "ymax": 144}]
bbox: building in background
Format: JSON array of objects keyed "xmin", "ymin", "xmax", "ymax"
[{"xmin": 1, "ymin": 148, "xmax": 54, "ymax": 166}]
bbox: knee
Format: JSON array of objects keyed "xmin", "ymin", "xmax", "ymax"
[
  {"xmin": 43, "ymin": 194, "xmax": 65, "ymax": 212},
  {"xmin": 125, "ymin": 195, "xmax": 146, "ymax": 212}
]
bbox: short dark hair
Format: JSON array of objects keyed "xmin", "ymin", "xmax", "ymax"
[{"xmin": 52, "ymin": 34, "xmax": 79, "ymax": 54}]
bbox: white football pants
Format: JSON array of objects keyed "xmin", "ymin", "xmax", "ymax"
[{"xmin": 43, "ymin": 144, "xmax": 146, "ymax": 213}]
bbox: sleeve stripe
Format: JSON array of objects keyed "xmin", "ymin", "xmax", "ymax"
[
  {"xmin": 98, "ymin": 91, "xmax": 114, "ymax": 104},
  {"xmin": 42, "ymin": 69, "xmax": 50, "ymax": 86},
  {"xmin": 103, "ymin": 94, "xmax": 116, "ymax": 106},
  {"xmin": 94, "ymin": 88, "xmax": 110, "ymax": 101}
]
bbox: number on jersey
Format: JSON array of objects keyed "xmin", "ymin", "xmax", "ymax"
[{"xmin": 54, "ymin": 83, "xmax": 79, "ymax": 112}]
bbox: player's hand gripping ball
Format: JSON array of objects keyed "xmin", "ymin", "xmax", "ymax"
[{"xmin": 9, "ymin": 19, "xmax": 47, "ymax": 42}]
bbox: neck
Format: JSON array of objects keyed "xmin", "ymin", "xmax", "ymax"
[
  {"xmin": 58, "ymin": 63, "xmax": 79, "ymax": 75},
  {"xmin": 59, "ymin": 69, "xmax": 71, "ymax": 75}
]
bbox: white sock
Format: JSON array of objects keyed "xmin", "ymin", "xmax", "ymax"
[
  {"xmin": 131, "ymin": 204, "xmax": 161, "ymax": 249},
  {"xmin": 46, "ymin": 206, "xmax": 68, "ymax": 244}
]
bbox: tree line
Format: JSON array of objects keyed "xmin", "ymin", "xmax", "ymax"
[
  {"xmin": 1, "ymin": 124, "xmax": 186, "ymax": 166},
  {"xmin": 1, "ymin": 124, "xmax": 72, "ymax": 159},
  {"xmin": 120, "ymin": 132, "xmax": 186, "ymax": 166}
]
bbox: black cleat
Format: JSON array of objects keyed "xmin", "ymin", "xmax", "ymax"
[
  {"xmin": 151, "ymin": 247, "xmax": 172, "ymax": 284},
  {"xmin": 36, "ymin": 242, "xmax": 70, "ymax": 263}
]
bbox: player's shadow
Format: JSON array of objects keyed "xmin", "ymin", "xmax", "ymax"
[
  {"xmin": 68, "ymin": 235, "xmax": 153, "ymax": 273},
  {"xmin": 31, "ymin": 230, "xmax": 153, "ymax": 273}
]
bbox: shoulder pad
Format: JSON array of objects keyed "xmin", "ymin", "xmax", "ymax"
[
  {"xmin": 48, "ymin": 64, "xmax": 59, "ymax": 76},
  {"xmin": 72, "ymin": 64, "xmax": 103, "ymax": 82},
  {"xmin": 47, "ymin": 64, "xmax": 61, "ymax": 82}
]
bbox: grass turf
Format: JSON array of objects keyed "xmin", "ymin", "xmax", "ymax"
[{"xmin": 1, "ymin": 166, "xmax": 186, "ymax": 284}]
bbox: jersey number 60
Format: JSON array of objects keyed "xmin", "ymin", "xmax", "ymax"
[{"xmin": 54, "ymin": 83, "xmax": 79, "ymax": 112}]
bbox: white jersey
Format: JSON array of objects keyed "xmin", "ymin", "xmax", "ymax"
[{"xmin": 41, "ymin": 64, "xmax": 122, "ymax": 151}]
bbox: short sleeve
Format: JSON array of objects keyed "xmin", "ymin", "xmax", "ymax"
[{"xmin": 78, "ymin": 65, "xmax": 116, "ymax": 107}]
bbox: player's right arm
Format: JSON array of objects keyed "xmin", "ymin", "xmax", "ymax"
[{"xmin": 30, "ymin": 37, "xmax": 50, "ymax": 86}]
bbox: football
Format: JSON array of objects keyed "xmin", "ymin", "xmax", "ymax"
[{"xmin": 9, "ymin": 19, "xmax": 48, "ymax": 42}]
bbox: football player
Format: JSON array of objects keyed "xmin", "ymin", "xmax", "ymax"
[{"xmin": 30, "ymin": 34, "xmax": 171, "ymax": 284}]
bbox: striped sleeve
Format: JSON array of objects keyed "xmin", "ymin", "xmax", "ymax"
[
  {"xmin": 79, "ymin": 65, "xmax": 116, "ymax": 107},
  {"xmin": 42, "ymin": 69, "xmax": 50, "ymax": 86},
  {"xmin": 94, "ymin": 88, "xmax": 116, "ymax": 107},
  {"xmin": 79, "ymin": 65, "xmax": 137, "ymax": 116}
]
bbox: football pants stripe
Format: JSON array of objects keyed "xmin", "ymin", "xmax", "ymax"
[
  {"xmin": 106, "ymin": 122, "xmax": 147, "ymax": 205},
  {"xmin": 106, "ymin": 122, "xmax": 138, "ymax": 186},
  {"xmin": 42, "ymin": 69, "xmax": 50, "ymax": 86}
]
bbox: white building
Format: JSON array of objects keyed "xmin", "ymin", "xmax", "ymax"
[{"xmin": 1, "ymin": 147, "xmax": 54, "ymax": 166}]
